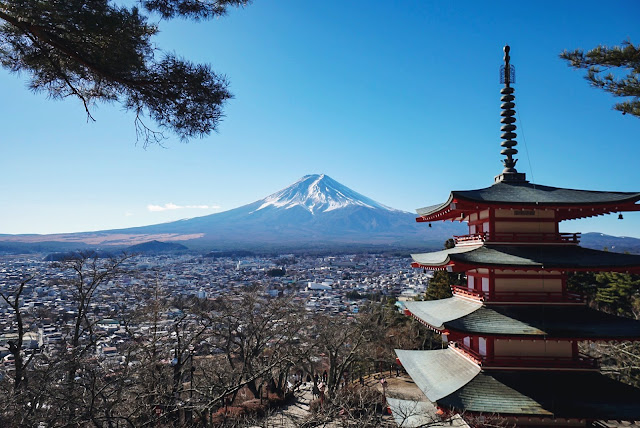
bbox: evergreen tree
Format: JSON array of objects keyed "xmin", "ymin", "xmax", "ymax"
[
  {"xmin": 569, "ymin": 271, "xmax": 640, "ymax": 318},
  {"xmin": 561, "ymin": 41, "xmax": 640, "ymax": 118},
  {"xmin": 425, "ymin": 270, "xmax": 453, "ymax": 301},
  {"xmin": 567, "ymin": 271, "xmax": 597, "ymax": 299},
  {"xmin": 266, "ymin": 267, "xmax": 286, "ymax": 277},
  {"xmin": 0, "ymin": 0, "xmax": 249, "ymax": 144},
  {"xmin": 423, "ymin": 239, "xmax": 461, "ymax": 300},
  {"xmin": 594, "ymin": 272, "xmax": 640, "ymax": 317}
]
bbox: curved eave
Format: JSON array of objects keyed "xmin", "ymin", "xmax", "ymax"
[
  {"xmin": 410, "ymin": 245, "xmax": 480, "ymax": 271},
  {"xmin": 398, "ymin": 353, "xmax": 640, "ymax": 419},
  {"xmin": 411, "ymin": 259, "xmax": 479, "ymax": 273},
  {"xmin": 443, "ymin": 305, "xmax": 640, "ymax": 340},
  {"xmin": 411, "ymin": 261, "xmax": 640, "ymax": 274},
  {"xmin": 412, "ymin": 245, "xmax": 640, "ymax": 273},
  {"xmin": 415, "ymin": 195, "xmax": 461, "ymax": 223},
  {"xmin": 555, "ymin": 201, "xmax": 640, "ymax": 221},
  {"xmin": 447, "ymin": 331, "xmax": 640, "ymax": 342},
  {"xmin": 438, "ymin": 370, "xmax": 640, "ymax": 419},
  {"xmin": 394, "ymin": 348, "xmax": 481, "ymax": 402},
  {"xmin": 415, "ymin": 188, "xmax": 640, "ymax": 223},
  {"xmin": 404, "ymin": 298, "xmax": 483, "ymax": 331},
  {"xmin": 453, "ymin": 183, "xmax": 640, "ymax": 206}
]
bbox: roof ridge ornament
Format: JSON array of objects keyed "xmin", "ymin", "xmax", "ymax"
[{"xmin": 495, "ymin": 45, "xmax": 527, "ymax": 184}]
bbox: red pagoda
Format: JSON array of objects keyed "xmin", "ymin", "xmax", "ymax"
[{"xmin": 395, "ymin": 46, "xmax": 640, "ymax": 426}]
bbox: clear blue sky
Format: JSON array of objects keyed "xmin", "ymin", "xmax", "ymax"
[{"xmin": 1, "ymin": 0, "xmax": 639, "ymax": 237}]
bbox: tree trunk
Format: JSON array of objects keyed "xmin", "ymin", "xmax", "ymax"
[{"xmin": 246, "ymin": 379, "xmax": 260, "ymax": 399}]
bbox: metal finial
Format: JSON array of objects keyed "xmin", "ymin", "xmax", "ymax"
[
  {"xmin": 499, "ymin": 44, "xmax": 518, "ymax": 174},
  {"xmin": 500, "ymin": 45, "xmax": 515, "ymax": 86}
]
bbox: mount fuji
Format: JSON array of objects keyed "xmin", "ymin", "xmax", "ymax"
[
  {"xmin": 0, "ymin": 174, "xmax": 465, "ymax": 251},
  {"xmin": 254, "ymin": 174, "xmax": 400, "ymax": 214}
]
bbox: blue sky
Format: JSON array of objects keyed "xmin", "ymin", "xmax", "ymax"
[{"xmin": 1, "ymin": 0, "xmax": 639, "ymax": 237}]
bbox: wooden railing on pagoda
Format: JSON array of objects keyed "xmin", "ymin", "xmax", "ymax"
[
  {"xmin": 454, "ymin": 232, "xmax": 581, "ymax": 245},
  {"xmin": 451, "ymin": 285, "xmax": 586, "ymax": 304},
  {"xmin": 450, "ymin": 341, "xmax": 599, "ymax": 370}
]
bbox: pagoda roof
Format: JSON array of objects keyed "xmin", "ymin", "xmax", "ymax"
[
  {"xmin": 396, "ymin": 348, "xmax": 640, "ymax": 419},
  {"xmin": 405, "ymin": 298, "xmax": 640, "ymax": 338},
  {"xmin": 439, "ymin": 370, "xmax": 640, "ymax": 419},
  {"xmin": 416, "ymin": 181, "xmax": 640, "ymax": 221},
  {"xmin": 394, "ymin": 348, "xmax": 481, "ymax": 402},
  {"xmin": 411, "ymin": 244, "xmax": 640, "ymax": 272},
  {"xmin": 447, "ymin": 305, "xmax": 640, "ymax": 339},
  {"xmin": 403, "ymin": 298, "xmax": 482, "ymax": 330}
]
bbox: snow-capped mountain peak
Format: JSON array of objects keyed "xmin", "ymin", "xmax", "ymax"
[{"xmin": 254, "ymin": 174, "xmax": 401, "ymax": 214}]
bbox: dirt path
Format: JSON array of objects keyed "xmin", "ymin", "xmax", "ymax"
[
  {"xmin": 263, "ymin": 374, "xmax": 426, "ymax": 427},
  {"xmin": 365, "ymin": 373, "xmax": 425, "ymax": 401},
  {"xmin": 264, "ymin": 383, "xmax": 320, "ymax": 428}
]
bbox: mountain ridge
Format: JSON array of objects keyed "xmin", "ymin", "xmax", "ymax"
[
  {"xmin": 2, "ymin": 174, "xmax": 639, "ymax": 253},
  {"xmin": 0, "ymin": 174, "xmax": 463, "ymax": 249}
]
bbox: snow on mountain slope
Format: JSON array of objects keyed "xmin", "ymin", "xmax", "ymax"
[
  {"xmin": 0, "ymin": 174, "xmax": 467, "ymax": 249},
  {"xmin": 254, "ymin": 174, "xmax": 403, "ymax": 214}
]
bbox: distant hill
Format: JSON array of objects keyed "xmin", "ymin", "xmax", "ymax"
[
  {"xmin": 44, "ymin": 250, "xmax": 113, "ymax": 261},
  {"xmin": 126, "ymin": 240, "xmax": 189, "ymax": 254},
  {"xmin": 0, "ymin": 240, "xmax": 90, "ymax": 255},
  {"xmin": 580, "ymin": 233, "xmax": 640, "ymax": 254}
]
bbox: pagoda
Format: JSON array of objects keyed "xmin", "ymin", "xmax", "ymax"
[{"xmin": 394, "ymin": 46, "xmax": 640, "ymax": 426}]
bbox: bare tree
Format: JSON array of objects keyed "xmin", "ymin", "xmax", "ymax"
[
  {"xmin": 47, "ymin": 251, "xmax": 132, "ymax": 425},
  {"xmin": 204, "ymin": 290, "xmax": 307, "ymax": 402},
  {"xmin": 310, "ymin": 313, "xmax": 374, "ymax": 396},
  {"xmin": 0, "ymin": 273, "xmax": 36, "ymax": 394},
  {"xmin": 582, "ymin": 341, "xmax": 640, "ymax": 388}
]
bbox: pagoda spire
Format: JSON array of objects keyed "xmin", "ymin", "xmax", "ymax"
[{"xmin": 495, "ymin": 45, "xmax": 526, "ymax": 183}]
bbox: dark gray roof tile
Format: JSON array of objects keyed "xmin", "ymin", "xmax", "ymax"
[
  {"xmin": 394, "ymin": 348, "xmax": 480, "ymax": 401},
  {"xmin": 440, "ymin": 371, "xmax": 640, "ymax": 419},
  {"xmin": 412, "ymin": 244, "xmax": 640, "ymax": 270},
  {"xmin": 404, "ymin": 297, "xmax": 482, "ymax": 329},
  {"xmin": 445, "ymin": 305, "xmax": 640, "ymax": 338},
  {"xmin": 416, "ymin": 182, "xmax": 640, "ymax": 217},
  {"xmin": 454, "ymin": 182, "xmax": 640, "ymax": 205}
]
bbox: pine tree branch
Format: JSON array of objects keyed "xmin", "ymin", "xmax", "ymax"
[{"xmin": 561, "ymin": 40, "xmax": 640, "ymax": 118}]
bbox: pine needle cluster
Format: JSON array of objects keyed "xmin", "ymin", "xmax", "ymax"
[{"xmin": 0, "ymin": 0, "xmax": 250, "ymax": 145}]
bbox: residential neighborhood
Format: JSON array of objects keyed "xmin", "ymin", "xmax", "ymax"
[{"xmin": 0, "ymin": 252, "xmax": 430, "ymax": 378}]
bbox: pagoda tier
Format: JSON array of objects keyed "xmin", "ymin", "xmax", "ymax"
[
  {"xmin": 410, "ymin": 245, "xmax": 640, "ymax": 305},
  {"xmin": 403, "ymin": 297, "xmax": 640, "ymax": 370},
  {"xmin": 396, "ymin": 348, "xmax": 640, "ymax": 423},
  {"xmin": 416, "ymin": 181, "xmax": 640, "ymax": 224},
  {"xmin": 404, "ymin": 298, "xmax": 640, "ymax": 340},
  {"xmin": 411, "ymin": 244, "xmax": 640, "ymax": 272}
]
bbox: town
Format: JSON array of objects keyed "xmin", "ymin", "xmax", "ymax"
[
  {"xmin": 0, "ymin": 252, "xmax": 428, "ymax": 361},
  {"xmin": 0, "ymin": 250, "xmax": 434, "ymax": 426}
]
